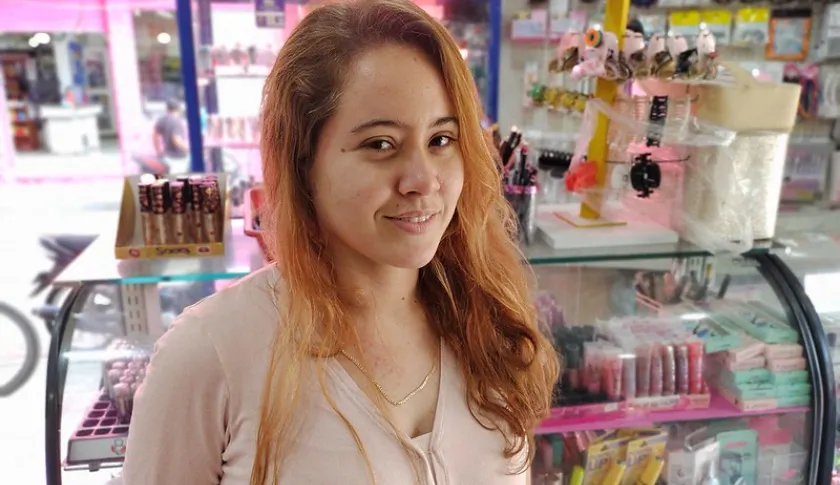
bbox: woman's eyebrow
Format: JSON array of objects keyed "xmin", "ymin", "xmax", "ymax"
[
  {"xmin": 350, "ymin": 118, "xmax": 406, "ymax": 134},
  {"xmin": 350, "ymin": 116, "xmax": 458, "ymax": 134}
]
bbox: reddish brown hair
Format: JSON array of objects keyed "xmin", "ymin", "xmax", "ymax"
[{"xmin": 254, "ymin": 1, "xmax": 560, "ymax": 483}]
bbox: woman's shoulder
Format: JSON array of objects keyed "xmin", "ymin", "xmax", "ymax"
[
  {"xmin": 155, "ymin": 265, "xmax": 281, "ymax": 375},
  {"xmin": 179, "ymin": 264, "xmax": 280, "ymax": 332}
]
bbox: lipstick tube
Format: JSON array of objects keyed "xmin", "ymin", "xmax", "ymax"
[
  {"xmin": 635, "ymin": 343, "xmax": 651, "ymax": 397},
  {"xmin": 675, "ymin": 343, "xmax": 689, "ymax": 395},
  {"xmin": 583, "ymin": 343, "xmax": 602, "ymax": 395},
  {"xmin": 603, "ymin": 348, "xmax": 623, "ymax": 402},
  {"xmin": 150, "ymin": 181, "xmax": 171, "ymax": 245},
  {"xmin": 687, "ymin": 339, "xmax": 704, "ymax": 395},
  {"xmin": 622, "ymin": 353, "xmax": 637, "ymax": 399},
  {"xmin": 661, "ymin": 343, "xmax": 676, "ymax": 396},
  {"xmin": 649, "ymin": 343, "xmax": 663, "ymax": 397},
  {"xmin": 189, "ymin": 175, "xmax": 206, "ymax": 242},
  {"xmin": 176, "ymin": 176, "xmax": 193, "ymax": 241},
  {"xmin": 137, "ymin": 181, "xmax": 154, "ymax": 246},
  {"xmin": 201, "ymin": 181, "xmax": 221, "ymax": 243},
  {"xmin": 169, "ymin": 181, "xmax": 188, "ymax": 244}
]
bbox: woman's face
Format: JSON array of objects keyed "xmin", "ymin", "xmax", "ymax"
[{"xmin": 310, "ymin": 43, "xmax": 464, "ymax": 270}]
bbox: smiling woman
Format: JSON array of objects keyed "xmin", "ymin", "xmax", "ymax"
[{"xmin": 121, "ymin": 1, "xmax": 559, "ymax": 485}]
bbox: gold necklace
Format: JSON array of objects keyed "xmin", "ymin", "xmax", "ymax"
[{"xmin": 340, "ymin": 348, "xmax": 437, "ymax": 407}]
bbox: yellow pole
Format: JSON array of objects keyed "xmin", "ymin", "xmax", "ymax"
[{"xmin": 579, "ymin": 0, "xmax": 630, "ymax": 220}]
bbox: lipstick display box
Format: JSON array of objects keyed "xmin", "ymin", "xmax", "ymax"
[{"xmin": 114, "ymin": 174, "xmax": 231, "ymax": 260}]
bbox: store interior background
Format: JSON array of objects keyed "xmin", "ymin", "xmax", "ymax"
[
  {"xmin": 0, "ymin": 0, "xmax": 840, "ymax": 483},
  {"xmin": 0, "ymin": 0, "xmax": 184, "ymax": 184}
]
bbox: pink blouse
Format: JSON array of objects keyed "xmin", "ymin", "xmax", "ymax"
[{"xmin": 122, "ymin": 265, "xmax": 527, "ymax": 485}]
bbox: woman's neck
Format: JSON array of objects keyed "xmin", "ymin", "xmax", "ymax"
[{"xmin": 333, "ymin": 260, "xmax": 432, "ymax": 344}]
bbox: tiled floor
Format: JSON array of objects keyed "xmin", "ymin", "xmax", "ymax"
[{"xmin": 0, "ymin": 180, "xmax": 123, "ymax": 485}]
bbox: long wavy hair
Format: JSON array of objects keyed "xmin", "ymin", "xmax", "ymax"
[{"xmin": 253, "ymin": 1, "xmax": 560, "ymax": 484}]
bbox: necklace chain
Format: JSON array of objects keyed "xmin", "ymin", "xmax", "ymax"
[{"xmin": 340, "ymin": 349, "xmax": 437, "ymax": 407}]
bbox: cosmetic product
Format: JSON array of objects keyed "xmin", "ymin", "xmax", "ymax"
[
  {"xmin": 150, "ymin": 180, "xmax": 171, "ymax": 245},
  {"xmin": 622, "ymin": 353, "xmax": 637, "ymax": 399},
  {"xmin": 170, "ymin": 181, "xmax": 188, "ymax": 244},
  {"xmin": 675, "ymin": 343, "xmax": 689, "ymax": 394},
  {"xmin": 137, "ymin": 181, "xmax": 154, "ymax": 246},
  {"xmin": 202, "ymin": 181, "xmax": 221, "ymax": 243},
  {"xmin": 661, "ymin": 343, "xmax": 676, "ymax": 395},
  {"xmin": 649, "ymin": 343, "xmax": 663, "ymax": 397},
  {"xmin": 636, "ymin": 456, "xmax": 664, "ymax": 485},
  {"xmin": 190, "ymin": 176, "xmax": 206, "ymax": 242},
  {"xmin": 604, "ymin": 460, "xmax": 626, "ymax": 485},
  {"xmin": 113, "ymin": 383, "xmax": 132, "ymax": 424},
  {"xmin": 564, "ymin": 343, "xmax": 582, "ymax": 389},
  {"xmin": 105, "ymin": 369, "xmax": 122, "ymax": 400},
  {"xmin": 521, "ymin": 184, "xmax": 538, "ymax": 244},
  {"xmin": 687, "ymin": 338, "xmax": 704, "ymax": 395},
  {"xmin": 500, "ymin": 127, "xmax": 519, "ymax": 167},
  {"xmin": 603, "ymin": 348, "xmax": 623, "ymax": 402},
  {"xmin": 636, "ymin": 343, "xmax": 652, "ymax": 397},
  {"xmin": 584, "ymin": 343, "xmax": 603, "ymax": 395},
  {"xmin": 176, "ymin": 176, "xmax": 193, "ymax": 239},
  {"xmin": 569, "ymin": 466, "xmax": 585, "ymax": 485}
]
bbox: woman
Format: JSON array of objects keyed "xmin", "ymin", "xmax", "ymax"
[{"xmin": 123, "ymin": 1, "xmax": 559, "ymax": 484}]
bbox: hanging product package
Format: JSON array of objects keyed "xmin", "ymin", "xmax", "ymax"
[{"xmin": 682, "ymin": 62, "xmax": 801, "ymax": 249}]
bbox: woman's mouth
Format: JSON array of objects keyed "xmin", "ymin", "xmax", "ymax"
[{"xmin": 385, "ymin": 212, "xmax": 438, "ymax": 235}]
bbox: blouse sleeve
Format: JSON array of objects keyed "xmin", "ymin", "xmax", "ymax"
[{"xmin": 122, "ymin": 314, "xmax": 228, "ymax": 485}]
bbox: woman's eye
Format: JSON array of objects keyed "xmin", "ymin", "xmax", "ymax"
[
  {"xmin": 364, "ymin": 140, "xmax": 394, "ymax": 151},
  {"xmin": 430, "ymin": 135, "xmax": 454, "ymax": 148}
]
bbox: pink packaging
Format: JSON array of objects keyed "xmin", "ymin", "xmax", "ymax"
[
  {"xmin": 764, "ymin": 343, "xmax": 803, "ymax": 360},
  {"xmin": 766, "ymin": 357, "xmax": 807, "ymax": 372},
  {"xmin": 724, "ymin": 355, "xmax": 766, "ymax": 371},
  {"xmin": 726, "ymin": 336, "xmax": 765, "ymax": 363}
]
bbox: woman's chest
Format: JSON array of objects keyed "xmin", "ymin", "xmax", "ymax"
[{"xmin": 219, "ymin": 386, "xmax": 527, "ymax": 485}]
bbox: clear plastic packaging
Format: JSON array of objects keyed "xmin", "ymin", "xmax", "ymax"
[
  {"xmin": 100, "ymin": 338, "xmax": 154, "ymax": 424},
  {"xmin": 566, "ymin": 92, "xmax": 793, "ymax": 253}
]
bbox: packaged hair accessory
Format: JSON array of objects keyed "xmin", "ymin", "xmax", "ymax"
[
  {"xmin": 732, "ymin": 8, "xmax": 770, "ymax": 46},
  {"xmin": 684, "ymin": 62, "xmax": 801, "ymax": 249}
]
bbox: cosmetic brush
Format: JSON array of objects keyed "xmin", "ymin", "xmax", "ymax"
[{"xmin": 500, "ymin": 125, "xmax": 519, "ymax": 168}]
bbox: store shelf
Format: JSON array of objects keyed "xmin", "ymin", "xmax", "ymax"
[
  {"xmin": 536, "ymin": 393, "xmax": 810, "ymax": 435},
  {"xmin": 54, "ymin": 215, "xmax": 789, "ymax": 286}
]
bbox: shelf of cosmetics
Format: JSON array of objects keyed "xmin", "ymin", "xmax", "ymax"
[
  {"xmin": 536, "ymin": 292, "xmax": 810, "ymax": 418},
  {"xmin": 65, "ymin": 339, "xmax": 150, "ymax": 469},
  {"xmin": 203, "ymin": 114, "xmax": 260, "ymax": 149},
  {"xmin": 548, "ymin": 27, "xmax": 719, "ymax": 84},
  {"xmin": 114, "ymin": 174, "xmax": 228, "ymax": 260},
  {"xmin": 530, "ymin": 415, "xmax": 807, "ymax": 485},
  {"xmin": 196, "ymin": 43, "xmax": 277, "ymax": 79}
]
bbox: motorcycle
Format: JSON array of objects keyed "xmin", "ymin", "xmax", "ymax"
[{"xmin": 31, "ymin": 235, "xmax": 98, "ymax": 335}]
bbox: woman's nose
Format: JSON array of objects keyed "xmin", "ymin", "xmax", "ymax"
[{"xmin": 397, "ymin": 148, "xmax": 441, "ymax": 196}]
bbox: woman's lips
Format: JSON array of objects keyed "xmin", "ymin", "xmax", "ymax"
[{"xmin": 385, "ymin": 212, "xmax": 438, "ymax": 235}]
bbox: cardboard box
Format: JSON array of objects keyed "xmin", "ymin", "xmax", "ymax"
[{"xmin": 114, "ymin": 174, "xmax": 230, "ymax": 259}]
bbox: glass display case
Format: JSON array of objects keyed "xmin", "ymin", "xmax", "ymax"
[
  {"xmin": 775, "ymin": 230, "xmax": 840, "ymax": 484},
  {"xmin": 44, "ymin": 223, "xmax": 833, "ymax": 485}
]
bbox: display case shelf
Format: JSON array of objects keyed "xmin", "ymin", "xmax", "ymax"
[
  {"xmin": 55, "ymin": 220, "xmax": 783, "ymax": 286},
  {"xmin": 537, "ymin": 393, "xmax": 810, "ymax": 435}
]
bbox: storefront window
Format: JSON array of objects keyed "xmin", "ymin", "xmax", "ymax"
[{"xmin": 0, "ymin": 31, "xmax": 119, "ymax": 179}]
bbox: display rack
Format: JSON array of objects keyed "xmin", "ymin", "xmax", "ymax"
[{"xmin": 43, "ymin": 217, "xmax": 835, "ymax": 485}]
